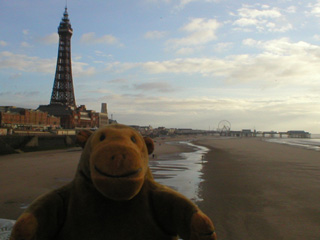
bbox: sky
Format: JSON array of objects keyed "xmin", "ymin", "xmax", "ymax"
[{"xmin": 1, "ymin": 0, "xmax": 320, "ymax": 133}]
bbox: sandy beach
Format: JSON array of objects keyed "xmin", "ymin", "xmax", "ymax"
[
  {"xmin": 1, "ymin": 136, "xmax": 320, "ymax": 240},
  {"xmin": 195, "ymin": 137, "xmax": 320, "ymax": 240}
]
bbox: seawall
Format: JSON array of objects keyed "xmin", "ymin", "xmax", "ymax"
[{"xmin": 0, "ymin": 135, "xmax": 77, "ymax": 155}]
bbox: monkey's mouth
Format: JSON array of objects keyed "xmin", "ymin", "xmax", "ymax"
[{"xmin": 94, "ymin": 165, "xmax": 142, "ymax": 178}]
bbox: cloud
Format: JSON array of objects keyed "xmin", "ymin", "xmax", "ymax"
[
  {"xmin": 106, "ymin": 58, "xmax": 229, "ymax": 76},
  {"xmin": 0, "ymin": 91, "xmax": 44, "ymax": 109},
  {"xmin": 106, "ymin": 38, "xmax": 320, "ymax": 88},
  {"xmin": 213, "ymin": 42, "xmax": 233, "ymax": 52},
  {"xmin": 73, "ymin": 54, "xmax": 83, "ymax": 61},
  {"xmin": 144, "ymin": 31, "xmax": 167, "ymax": 39},
  {"xmin": 0, "ymin": 51, "xmax": 54, "ymax": 73},
  {"xmin": 105, "ymin": 61, "xmax": 140, "ymax": 73},
  {"xmin": 173, "ymin": 0, "xmax": 221, "ymax": 11},
  {"xmin": 0, "ymin": 91, "xmax": 40, "ymax": 98},
  {"xmin": 106, "ymin": 79, "xmax": 174, "ymax": 93},
  {"xmin": 0, "ymin": 51, "xmax": 95, "ymax": 77},
  {"xmin": 166, "ymin": 18, "xmax": 221, "ymax": 51},
  {"xmin": 87, "ymin": 89, "xmax": 114, "ymax": 94},
  {"xmin": 80, "ymin": 32, "xmax": 121, "ymax": 45},
  {"xmin": 226, "ymin": 38, "xmax": 320, "ymax": 84},
  {"xmin": 144, "ymin": 0, "xmax": 171, "ymax": 3},
  {"xmin": 286, "ymin": 6, "xmax": 296, "ymax": 13},
  {"xmin": 314, "ymin": 34, "xmax": 320, "ymax": 41},
  {"xmin": 237, "ymin": 5, "xmax": 282, "ymax": 19},
  {"xmin": 308, "ymin": 0, "xmax": 320, "ymax": 17},
  {"xmin": 22, "ymin": 29, "xmax": 29, "ymax": 35},
  {"xmin": 174, "ymin": 0, "xmax": 197, "ymax": 10},
  {"xmin": 175, "ymin": 47, "xmax": 196, "ymax": 55},
  {"xmin": 0, "ymin": 40, "xmax": 7, "ymax": 47},
  {"xmin": 21, "ymin": 41, "xmax": 32, "ymax": 48},
  {"xmin": 9, "ymin": 73, "xmax": 22, "ymax": 79},
  {"xmin": 133, "ymin": 82, "xmax": 174, "ymax": 92},
  {"xmin": 243, "ymin": 37, "xmax": 320, "ymax": 56},
  {"xmin": 232, "ymin": 4, "xmax": 292, "ymax": 32},
  {"xmin": 145, "ymin": 0, "xmax": 221, "ymax": 10},
  {"xmin": 94, "ymin": 50, "xmax": 112, "ymax": 58},
  {"xmin": 40, "ymin": 33, "xmax": 58, "ymax": 45},
  {"xmin": 72, "ymin": 62, "xmax": 96, "ymax": 77},
  {"xmin": 85, "ymin": 91, "xmax": 320, "ymax": 131},
  {"xmin": 108, "ymin": 78, "xmax": 128, "ymax": 84}
]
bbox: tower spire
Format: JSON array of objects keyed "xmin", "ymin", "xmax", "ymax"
[{"xmin": 50, "ymin": 7, "xmax": 76, "ymax": 108}]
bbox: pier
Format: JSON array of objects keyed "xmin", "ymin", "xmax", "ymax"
[{"xmin": 221, "ymin": 130, "xmax": 311, "ymax": 138}]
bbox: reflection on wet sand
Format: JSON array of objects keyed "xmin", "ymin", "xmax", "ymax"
[{"xmin": 149, "ymin": 141, "xmax": 208, "ymax": 202}]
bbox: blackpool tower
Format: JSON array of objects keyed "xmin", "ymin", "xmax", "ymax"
[
  {"xmin": 38, "ymin": 7, "xmax": 106, "ymax": 129},
  {"xmin": 50, "ymin": 7, "xmax": 76, "ymax": 108}
]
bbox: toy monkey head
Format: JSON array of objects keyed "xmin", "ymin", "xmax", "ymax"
[{"xmin": 76, "ymin": 124, "xmax": 154, "ymax": 201}]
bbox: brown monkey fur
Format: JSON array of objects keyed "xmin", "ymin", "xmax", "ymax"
[{"xmin": 10, "ymin": 124, "xmax": 216, "ymax": 240}]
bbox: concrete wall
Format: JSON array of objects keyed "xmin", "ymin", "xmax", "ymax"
[{"xmin": 0, "ymin": 135, "xmax": 78, "ymax": 155}]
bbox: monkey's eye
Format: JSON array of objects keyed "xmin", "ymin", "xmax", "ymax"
[
  {"xmin": 100, "ymin": 134, "xmax": 106, "ymax": 142},
  {"xmin": 131, "ymin": 136, "xmax": 137, "ymax": 143}
]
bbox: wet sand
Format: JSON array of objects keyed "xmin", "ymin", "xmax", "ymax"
[
  {"xmin": 1, "ymin": 136, "xmax": 320, "ymax": 240},
  {"xmin": 195, "ymin": 137, "xmax": 320, "ymax": 240}
]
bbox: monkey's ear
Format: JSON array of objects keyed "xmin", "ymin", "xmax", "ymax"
[
  {"xmin": 144, "ymin": 137, "xmax": 154, "ymax": 155},
  {"xmin": 76, "ymin": 130, "xmax": 93, "ymax": 148}
]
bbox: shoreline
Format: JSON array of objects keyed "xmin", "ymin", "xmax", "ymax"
[{"xmin": 152, "ymin": 136, "xmax": 199, "ymax": 156}]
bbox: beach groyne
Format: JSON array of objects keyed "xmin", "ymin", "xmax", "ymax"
[{"xmin": 0, "ymin": 135, "xmax": 77, "ymax": 155}]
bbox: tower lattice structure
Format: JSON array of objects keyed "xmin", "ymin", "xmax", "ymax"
[{"xmin": 50, "ymin": 7, "xmax": 76, "ymax": 108}]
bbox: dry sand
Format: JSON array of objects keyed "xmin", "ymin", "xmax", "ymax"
[
  {"xmin": 0, "ymin": 148, "xmax": 82, "ymax": 219},
  {"xmin": 1, "ymin": 136, "xmax": 320, "ymax": 240}
]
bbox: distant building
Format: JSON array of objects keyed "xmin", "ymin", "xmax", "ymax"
[
  {"xmin": 38, "ymin": 103, "xmax": 75, "ymax": 129},
  {"xmin": 241, "ymin": 129, "xmax": 253, "ymax": 137},
  {"xmin": 108, "ymin": 119, "xmax": 118, "ymax": 125},
  {"xmin": 175, "ymin": 128, "xmax": 193, "ymax": 135},
  {"xmin": 0, "ymin": 106, "xmax": 60, "ymax": 130},
  {"xmin": 287, "ymin": 130, "xmax": 311, "ymax": 138},
  {"xmin": 38, "ymin": 104, "xmax": 101, "ymax": 129},
  {"xmin": 75, "ymin": 105, "xmax": 100, "ymax": 129},
  {"xmin": 99, "ymin": 103, "xmax": 109, "ymax": 128}
]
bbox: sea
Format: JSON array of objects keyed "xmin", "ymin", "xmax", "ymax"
[{"xmin": 264, "ymin": 134, "xmax": 320, "ymax": 152}]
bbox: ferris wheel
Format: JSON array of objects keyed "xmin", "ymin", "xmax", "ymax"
[{"xmin": 217, "ymin": 120, "xmax": 231, "ymax": 133}]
